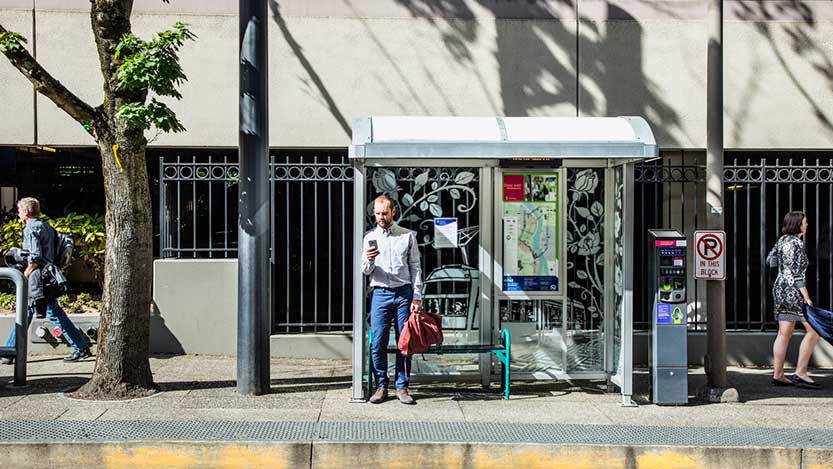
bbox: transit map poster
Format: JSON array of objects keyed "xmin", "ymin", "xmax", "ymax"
[{"xmin": 502, "ymin": 173, "xmax": 560, "ymax": 293}]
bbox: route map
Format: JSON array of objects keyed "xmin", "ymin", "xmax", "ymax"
[
  {"xmin": 504, "ymin": 203, "xmax": 558, "ymax": 277},
  {"xmin": 502, "ymin": 172, "xmax": 560, "ymax": 293}
]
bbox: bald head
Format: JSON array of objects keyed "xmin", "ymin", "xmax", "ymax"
[{"xmin": 373, "ymin": 195, "xmax": 396, "ymax": 229}]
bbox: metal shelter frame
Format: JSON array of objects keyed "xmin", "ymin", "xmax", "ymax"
[{"xmin": 348, "ymin": 116, "xmax": 657, "ymax": 405}]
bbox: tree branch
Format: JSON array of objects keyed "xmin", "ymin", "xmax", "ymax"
[{"xmin": 0, "ymin": 24, "xmax": 99, "ymax": 134}]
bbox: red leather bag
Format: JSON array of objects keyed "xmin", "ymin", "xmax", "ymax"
[{"xmin": 398, "ymin": 310, "xmax": 444, "ymax": 356}]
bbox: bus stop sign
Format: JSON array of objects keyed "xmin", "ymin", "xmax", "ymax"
[{"xmin": 694, "ymin": 230, "xmax": 725, "ymax": 280}]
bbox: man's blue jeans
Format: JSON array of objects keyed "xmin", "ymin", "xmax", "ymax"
[
  {"xmin": 4, "ymin": 299, "xmax": 88, "ymax": 352},
  {"xmin": 369, "ymin": 285, "xmax": 413, "ymax": 390}
]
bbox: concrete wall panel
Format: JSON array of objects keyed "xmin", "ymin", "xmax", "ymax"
[
  {"xmin": 725, "ymin": 18, "xmax": 833, "ymax": 148},
  {"xmin": 33, "ymin": 9, "xmax": 99, "ymax": 145},
  {"xmin": 269, "ymin": 16, "xmax": 578, "ymax": 147},
  {"xmin": 579, "ymin": 19, "xmax": 705, "ymax": 148},
  {"xmin": 0, "ymin": 7, "xmax": 35, "ymax": 145},
  {"xmin": 131, "ymin": 13, "xmax": 238, "ymax": 147},
  {"xmin": 152, "ymin": 259, "xmax": 237, "ymax": 355},
  {"xmin": 578, "ymin": 0, "xmax": 706, "ymax": 148}
]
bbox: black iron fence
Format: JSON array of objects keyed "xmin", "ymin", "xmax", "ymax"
[
  {"xmin": 159, "ymin": 152, "xmax": 353, "ymax": 333},
  {"xmin": 633, "ymin": 152, "xmax": 833, "ymax": 331},
  {"xmin": 159, "ymin": 152, "xmax": 833, "ymax": 333}
]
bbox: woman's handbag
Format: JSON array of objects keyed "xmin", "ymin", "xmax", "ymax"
[{"xmin": 397, "ymin": 310, "xmax": 444, "ymax": 356}]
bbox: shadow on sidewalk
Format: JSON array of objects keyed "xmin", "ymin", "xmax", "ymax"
[
  {"xmin": 628, "ymin": 368, "xmax": 833, "ymax": 405},
  {"xmin": 715, "ymin": 369, "xmax": 831, "ymax": 403},
  {"xmin": 0, "ymin": 376, "xmax": 89, "ymax": 397},
  {"xmin": 155, "ymin": 375, "xmax": 353, "ymax": 394},
  {"xmin": 409, "ymin": 379, "xmax": 609, "ymax": 401}
]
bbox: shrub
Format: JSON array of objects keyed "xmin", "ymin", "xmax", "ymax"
[
  {"xmin": 0, "ymin": 212, "xmax": 105, "ymax": 285},
  {"xmin": 0, "ymin": 292, "xmax": 102, "ymax": 315},
  {"xmin": 0, "ymin": 292, "xmax": 15, "ymax": 311}
]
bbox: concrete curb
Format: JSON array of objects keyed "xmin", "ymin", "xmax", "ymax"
[{"xmin": 2, "ymin": 441, "xmax": 832, "ymax": 468}]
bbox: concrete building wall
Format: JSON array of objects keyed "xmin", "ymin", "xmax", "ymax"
[
  {"xmin": 1, "ymin": 0, "xmax": 832, "ymax": 148},
  {"xmin": 0, "ymin": 2, "xmax": 35, "ymax": 144}
]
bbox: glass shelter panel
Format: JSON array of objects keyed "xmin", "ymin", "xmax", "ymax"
[
  {"xmin": 612, "ymin": 165, "xmax": 625, "ymax": 380},
  {"xmin": 365, "ymin": 167, "xmax": 482, "ymax": 346},
  {"xmin": 565, "ymin": 168, "xmax": 606, "ymax": 373},
  {"xmin": 499, "ymin": 299, "xmax": 565, "ymax": 375},
  {"xmin": 496, "ymin": 167, "xmax": 607, "ymax": 378}
]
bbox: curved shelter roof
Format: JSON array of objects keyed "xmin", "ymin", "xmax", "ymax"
[{"xmin": 350, "ymin": 116, "xmax": 657, "ymax": 160}]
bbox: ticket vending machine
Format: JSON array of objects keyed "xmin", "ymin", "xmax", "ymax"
[{"xmin": 648, "ymin": 230, "xmax": 688, "ymax": 405}]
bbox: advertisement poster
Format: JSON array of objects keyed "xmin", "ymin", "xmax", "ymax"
[{"xmin": 502, "ymin": 173, "xmax": 560, "ymax": 293}]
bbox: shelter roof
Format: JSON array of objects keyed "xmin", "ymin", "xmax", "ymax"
[{"xmin": 350, "ymin": 116, "xmax": 657, "ymax": 160}]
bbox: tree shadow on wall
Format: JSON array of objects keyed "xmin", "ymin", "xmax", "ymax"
[
  {"xmin": 731, "ymin": 0, "xmax": 833, "ymax": 140},
  {"xmin": 269, "ymin": 0, "xmax": 352, "ymax": 137},
  {"xmin": 394, "ymin": 0, "xmax": 685, "ymax": 146}
]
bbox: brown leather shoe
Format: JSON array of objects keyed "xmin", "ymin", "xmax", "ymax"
[
  {"xmin": 396, "ymin": 388, "xmax": 416, "ymax": 405},
  {"xmin": 369, "ymin": 387, "xmax": 388, "ymax": 404}
]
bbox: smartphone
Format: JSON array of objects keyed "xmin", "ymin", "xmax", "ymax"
[{"xmin": 368, "ymin": 239, "xmax": 378, "ymax": 250}]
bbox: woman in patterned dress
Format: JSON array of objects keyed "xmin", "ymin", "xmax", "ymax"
[{"xmin": 768, "ymin": 211, "xmax": 820, "ymax": 388}]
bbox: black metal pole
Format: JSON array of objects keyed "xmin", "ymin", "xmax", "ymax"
[{"xmin": 238, "ymin": 0, "xmax": 270, "ymax": 395}]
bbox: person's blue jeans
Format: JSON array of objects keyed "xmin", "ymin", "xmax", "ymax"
[
  {"xmin": 4, "ymin": 299, "xmax": 88, "ymax": 352},
  {"xmin": 369, "ymin": 285, "xmax": 413, "ymax": 390}
]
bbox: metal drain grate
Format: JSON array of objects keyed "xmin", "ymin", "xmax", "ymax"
[{"xmin": 2, "ymin": 420, "xmax": 833, "ymax": 448}]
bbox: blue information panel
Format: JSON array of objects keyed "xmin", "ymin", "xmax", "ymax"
[
  {"xmin": 656, "ymin": 303, "xmax": 672, "ymax": 324},
  {"xmin": 503, "ymin": 276, "xmax": 559, "ymax": 292}
]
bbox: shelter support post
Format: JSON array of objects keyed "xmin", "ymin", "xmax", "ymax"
[
  {"xmin": 351, "ymin": 161, "xmax": 367, "ymax": 402},
  {"xmin": 621, "ymin": 163, "xmax": 636, "ymax": 406},
  {"xmin": 479, "ymin": 166, "xmax": 494, "ymax": 389}
]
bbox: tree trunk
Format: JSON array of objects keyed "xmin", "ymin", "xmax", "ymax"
[
  {"xmin": 68, "ymin": 0, "xmax": 156, "ymax": 400},
  {"xmin": 73, "ymin": 132, "xmax": 155, "ymax": 399},
  {"xmin": 3, "ymin": 1, "xmax": 171, "ymax": 399}
]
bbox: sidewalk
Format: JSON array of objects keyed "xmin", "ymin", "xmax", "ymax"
[{"xmin": 2, "ymin": 355, "xmax": 833, "ymax": 468}]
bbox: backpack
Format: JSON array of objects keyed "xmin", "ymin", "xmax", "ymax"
[
  {"xmin": 397, "ymin": 310, "xmax": 444, "ymax": 356},
  {"xmin": 52, "ymin": 228, "xmax": 74, "ymax": 270}
]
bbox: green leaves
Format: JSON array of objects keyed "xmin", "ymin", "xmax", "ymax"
[
  {"xmin": 115, "ymin": 22, "xmax": 196, "ymax": 98},
  {"xmin": 114, "ymin": 22, "xmax": 196, "ymax": 133},
  {"xmin": 0, "ymin": 31, "xmax": 26, "ymax": 53},
  {"xmin": 0, "ymin": 217, "xmax": 24, "ymax": 253},
  {"xmin": 117, "ymin": 98, "xmax": 185, "ymax": 133}
]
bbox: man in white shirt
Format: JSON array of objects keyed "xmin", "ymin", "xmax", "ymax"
[{"xmin": 362, "ymin": 194, "xmax": 423, "ymax": 405}]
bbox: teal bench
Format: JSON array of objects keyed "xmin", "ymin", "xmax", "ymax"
[{"xmin": 367, "ymin": 328, "xmax": 511, "ymax": 400}]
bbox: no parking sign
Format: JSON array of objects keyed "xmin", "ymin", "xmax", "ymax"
[{"xmin": 694, "ymin": 230, "xmax": 726, "ymax": 280}]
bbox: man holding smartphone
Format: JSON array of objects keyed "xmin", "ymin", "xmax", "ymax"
[{"xmin": 362, "ymin": 194, "xmax": 423, "ymax": 405}]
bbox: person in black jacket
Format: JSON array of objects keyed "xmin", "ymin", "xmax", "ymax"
[{"xmin": 1, "ymin": 197, "xmax": 91, "ymax": 364}]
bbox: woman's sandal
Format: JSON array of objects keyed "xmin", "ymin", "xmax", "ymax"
[
  {"xmin": 790, "ymin": 374, "xmax": 821, "ymax": 389},
  {"xmin": 771, "ymin": 377, "xmax": 794, "ymax": 386}
]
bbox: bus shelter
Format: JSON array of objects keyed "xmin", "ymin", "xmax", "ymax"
[{"xmin": 350, "ymin": 116, "xmax": 657, "ymax": 406}]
